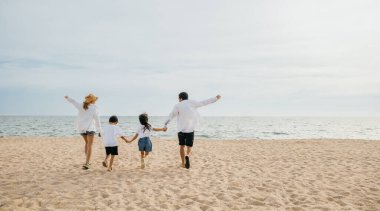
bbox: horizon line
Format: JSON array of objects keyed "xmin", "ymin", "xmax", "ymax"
[{"xmin": 0, "ymin": 114, "xmax": 379, "ymax": 118}]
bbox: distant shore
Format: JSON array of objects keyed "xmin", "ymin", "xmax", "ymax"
[{"xmin": 0, "ymin": 137, "xmax": 379, "ymax": 210}]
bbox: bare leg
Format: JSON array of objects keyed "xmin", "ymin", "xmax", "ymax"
[
  {"xmin": 108, "ymin": 155, "xmax": 115, "ymax": 171},
  {"xmin": 145, "ymin": 152, "xmax": 150, "ymax": 166},
  {"xmin": 180, "ymin": 145, "xmax": 185, "ymax": 167},
  {"xmin": 103, "ymin": 154, "xmax": 109, "ymax": 167},
  {"xmin": 140, "ymin": 151, "xmax": 145, "ymax": 169},
  {"xmin": 186, "ymin": 146, "xmax": 192, "ymax": 156},
  {"xmin": 81, "ymin": 135, "xmax": 88, "ymax": 156},
  {"xmin": 85, "ymin": 135, "xmax": 94, "ymax": 165}
]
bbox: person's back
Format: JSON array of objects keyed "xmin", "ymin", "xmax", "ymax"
[
  {"xmin": 128, "ymin": 113, "xmax": 167, "ymax": 169},
  {"xmin": 65, "ymin": 94, "xmax": 102, "ymax": 170},
  {"xmin": 164, "ymin": 92, "xmax": 221, "ymax": 169},
  {"xmin": 101, "ymin": 116, "xmax": 128, "ymax": 172},
  {"xmin": 102, "ymin": 124, "xmax": 123, "ymax": 147},
  {"xmin": 174, "ymin": 100, "xmax": 202, "ymax": 133},
  {"xmin": 66, "ymin": 96, "xmax": 101, "ymax": 133}
]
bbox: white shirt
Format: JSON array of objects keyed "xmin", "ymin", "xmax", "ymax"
[
  {"xmin": 102, "ymin": 124, "xmax": 124, "ymax": 147},
  {"xmin": 165, "ymin": 97, "xmax": 217, "ymax": 133},
  {"xmin": 136, "ymin": 125, "xmax": 152, "ymax": 138},
  {"xmin": 66, "ymin": 97, "xmax": 102, "ymax": 133}
]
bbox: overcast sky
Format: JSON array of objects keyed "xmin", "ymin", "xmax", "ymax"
[{"xmin": 0, "ymin": 0, "xmax": 379, "ymax": 116}]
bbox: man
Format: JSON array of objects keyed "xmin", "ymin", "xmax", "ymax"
[{"xmin": 164, "ymin": 92, "xmax": 221, "ymax": 169}]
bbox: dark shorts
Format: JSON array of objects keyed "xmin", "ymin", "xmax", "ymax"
[
  {"xmin": 105, "ymin": 146, "xmax": 118, "ymax": 155},
  {"xmin": 178, "ymin": 132, "xmax": 194, "ymax": 147},
  {"xmin": 81, "ymin": 131, "xmax": 96, "ymax": 136},
  {"xmin": 138, "ymin": 137, "xmax": 152, "ymax": 152}
]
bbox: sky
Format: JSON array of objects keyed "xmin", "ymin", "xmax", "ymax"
[{"xmin": 0, "ymin": 0, "xmax": 379, "ymax": 116}]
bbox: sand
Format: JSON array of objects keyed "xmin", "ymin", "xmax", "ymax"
[{"xmin": 0, "ymin": 137, "xmax": 379, "ymax": 211}]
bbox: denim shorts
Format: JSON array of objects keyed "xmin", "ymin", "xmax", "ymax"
[
  {"xmin": 80, "ymin": 131, "xmax": 95, "ymax": 136},
  {"xmin": 138, "ymin": 137, "xmax": 152, "ymax": 152}
]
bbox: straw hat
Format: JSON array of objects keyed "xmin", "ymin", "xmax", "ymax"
[{"xmin": 84, "ymin": 94, "xmax": 98, "ymax": 104}]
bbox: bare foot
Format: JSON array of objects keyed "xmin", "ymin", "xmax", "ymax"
[
  {"xmin": 107, "ymin": 167, "xmax": 113, "ymax": 172},
  {"xmin": 102, "ymin": 161, "xmax": 107, "ymax": 168}
]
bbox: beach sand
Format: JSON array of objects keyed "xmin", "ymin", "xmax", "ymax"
[{"xmin": 0, "ymin": 137, "xmax": 379, "ymax": 211}]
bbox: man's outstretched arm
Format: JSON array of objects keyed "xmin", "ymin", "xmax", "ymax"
[{"xmin": 192, "ymin": 95, "xmax": 221, "ymax": 108}]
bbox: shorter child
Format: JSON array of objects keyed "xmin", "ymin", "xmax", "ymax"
[
  {"xmin": 129, "ymin": 113, "xmax": 166, "ymax": 169},
  {"xmin": 101, "ymin": 115, "xmax": 129, "ymax": 171}
]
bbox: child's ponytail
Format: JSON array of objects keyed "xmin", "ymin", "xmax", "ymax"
[{"xmin": 139, "ymin": 113, "xmax": 151, "ymax": 132}]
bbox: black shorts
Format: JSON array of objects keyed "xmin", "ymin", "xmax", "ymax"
[
  {"xmin": 178, "ymin": 132, "xmax": 194, "ymax": 147},
  {"xmin": 81, "ymin": 131, "xmax": 96, "ymax": 136},
  {"xmin": 105, "ymin": 146, "xmax": 118, "ymax": 155}
]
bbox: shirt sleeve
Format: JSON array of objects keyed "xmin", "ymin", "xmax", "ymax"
[
  {"xmin": 164, "ymin": 104, "xmax": 179, "ymax": 126},
  {"xmin": 93, "ymin": 107, "xmax": 103, "ymax": 134},
  {"xmin": 190, "ymin": 97, "xmax": 218, "ymax": 108},
  {"xmin": 66, "ymin": 97, "xmax": 82, "ymax": 111}
]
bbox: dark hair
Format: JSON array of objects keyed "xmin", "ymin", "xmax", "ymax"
[
  {"xmin": 139, "ymin": 113, "xmax": 151, "ymax": 132},
  {"xmin": 109, "ymin": 115, "xmax": 118, "ymax": 123},
  {"xmin": 83, "ymin": 102, "xmax": 89, "ymax": 110},
  {"xmin": 179, "ymin": 92, "xmax": 188, "ymax": 100}
]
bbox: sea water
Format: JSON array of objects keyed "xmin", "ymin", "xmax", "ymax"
[{"xmin": 0, "ymin": 116, "xmax": 379, "ymax": 140}]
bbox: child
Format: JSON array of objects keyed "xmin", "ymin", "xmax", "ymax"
[
  {"xmin": 101, "ymin": 115, "xmax": 129, "ymax": 171},
  {"xmin": 129, "ymin": 113, "xmax": 166, "ymax": 169}
]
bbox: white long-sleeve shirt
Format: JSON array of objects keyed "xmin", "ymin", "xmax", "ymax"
[
  {"xmin": 165, "ymin": 97, "xmax": 218, "ymax": 133},
  {"xmin": 66, "ymin": 97, "xmax": 102, "ymax": 134}
]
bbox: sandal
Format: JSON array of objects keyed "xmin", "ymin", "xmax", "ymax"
[{"xmin": 82, "ymin": 163, "xmax": 90, "ymax": 170}]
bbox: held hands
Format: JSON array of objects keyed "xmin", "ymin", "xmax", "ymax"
[
  {"xmin": 163, "ymin": 127, "xmax": 168, "ymax": 132},
  {"xmin": 216, "ymin": 95, "xmax": 221, "ymax": 100},
  {"xmin": 64, "ymin": 96, "xmax": 68, "ymax": 99}
]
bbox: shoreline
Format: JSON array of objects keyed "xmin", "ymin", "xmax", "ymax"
[{"xmin": 1, "ymin": 136, "xmax": 380, "ymax": 142}]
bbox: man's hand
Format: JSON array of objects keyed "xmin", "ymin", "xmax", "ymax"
[{"xmin": 216, "ymin": 95, "xmax": 221, "ymax": 100}]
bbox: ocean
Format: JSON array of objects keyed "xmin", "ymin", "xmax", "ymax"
[{"xmin": 0, "ymin": 116, "xmax": 379, "ymax": 140}]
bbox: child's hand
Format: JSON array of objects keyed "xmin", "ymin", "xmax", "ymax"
[{"xmin": 163, "ymin": 127, "xmax": 167, "ymax": 132}]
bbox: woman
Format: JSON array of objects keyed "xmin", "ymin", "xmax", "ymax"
[{"xmin": 65, "ymin": 94, "xmax": 102, "ymax": 170}]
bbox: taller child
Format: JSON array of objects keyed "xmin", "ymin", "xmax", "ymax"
[
  {"xmin": 65, "ymin": 94, "xmax": 102, "ymax": 170},
  {"xmin": 164, "ymin": 92, "xmax": 221, "ymax": 169}
]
